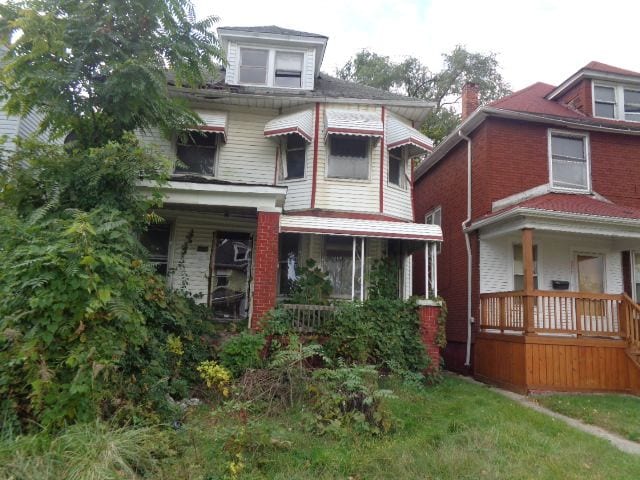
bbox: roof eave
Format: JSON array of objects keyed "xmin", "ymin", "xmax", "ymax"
[{"xmin": 547, "ymin": 69, "xmax": 640, "ymax": 100}]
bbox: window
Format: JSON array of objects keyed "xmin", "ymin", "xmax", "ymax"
[
  {"xmin": 594, "ymin": 85, "xmax": 616, "ymax": 118},
  {"xmin": 233, "ymin": 242, "xmax": 250, "ymax": 262},
  {"xmin": 284, "ymin": 135, "xmax": 306, "ymax": 179},
  {"xmin": 140, "ymin": 224, "xmax": 171, "ymax": 276},
  {"xmin": 624, "ymin": 89, "xmax": 640, "ymax": 122},
  {"xmin": 388, "ymin": 148, "xmax": 405, "ymax": 188},
  {"xmin": 513, "ymin": 244, "xmax": 538, "ymax": 290},
  {"xmin": 327, "ymin": 135, "xmax": 369, "ymax": 179},
  {"xmin": 274, "ymin": 52, "xmax": 303, "ymax": 88},
  {"xmin": 324, "ymin": 236, "xmax": 363, "ymax": 298},
  {"xmin": 549, "ymin": 132, "xmax": 589, "ymax": 191},
  {"xmin": 593, "ymin": 83, "xmax": 640, "ymax": 122},
  {"xmin": 175, "ymin": 131, "xmax": 218, "ymax": 176},
  {"xmin": 425, "ymin": 207, "xmax": 442, "ymax": 253},
  {"xmin": 239, "ymin": 48, "xmax": 269, "ymax": 84},
  {"xmin": 278, "ymin": 234, "xmax": 300, "ymax": 295},
  {"xmin": 634, "ymin": 253, "xmax": 640, "ymax": 301}
]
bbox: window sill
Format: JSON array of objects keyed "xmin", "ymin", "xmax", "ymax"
[
  {"xmin": 325, "ymin": 176, "xmax": 371, "ymax": 183},
  {"xmin": 549, "ymin": 186, "xmax": 591, "ymax": 194},
  {"xmin": 387, "ymin": 182, "xmax": 408, "ymax": 192},
  {"xmin": 280, "ymin": 177, "xmax": 308, "ymax": 184}
]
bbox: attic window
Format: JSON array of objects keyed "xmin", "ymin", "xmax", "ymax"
[
  {"xmin": 593, "ymin": 83, "xmax": 640, "ymax": 122},
  {"xmin": 594, "ymin": 85, "xmax": 616, "ymax": 118},
  {"xmin": 239, "ymin": 48, "xmax": 268, "ymax": 85},
  {"xmin": 275, "ymin": 52, "xmax": 303, "ymax": 88}
]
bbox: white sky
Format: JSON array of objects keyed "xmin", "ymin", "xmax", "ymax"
[{"xmin": 194, "ymin": 0, "xmax": 640, "ymax": 92}]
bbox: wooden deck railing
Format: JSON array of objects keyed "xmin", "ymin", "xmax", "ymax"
[
  {"xmin": 280, "ymin": 304, "xmax": 337, "ymax": 333},
  {"xmin": 621, "ymin": 294, "xmax": 640, "ymax": 351},
  {"xmin": 480, "ymin": 290, "xmax": 624, "ymax": 337}
]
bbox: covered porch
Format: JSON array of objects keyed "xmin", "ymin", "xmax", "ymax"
[{"xmin": 471, "ymin": 198, "xmax": 640, "ymax": 394}]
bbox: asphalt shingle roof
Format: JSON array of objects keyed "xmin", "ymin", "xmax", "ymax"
[{"xmin": 219, "ymin": 25, "xmax": 328, "ymax": 39}]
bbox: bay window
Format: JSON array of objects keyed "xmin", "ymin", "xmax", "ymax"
[
  {"xmin": 284, "ymin": 134, "xmax": 306, "ymax": 179},
  {"xmin": 327, "ymin": 135, "xmax": 369, "ymax": 180},
  {"xmin": 388, "ymin": 148, "xmax": 405, "ymax": 188}
]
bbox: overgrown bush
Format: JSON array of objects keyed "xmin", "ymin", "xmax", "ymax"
[
  {"xmin": 319, "ymin": 299, "xmax": 430, "ymax": 375},
  {"xmin": 287, "ymin": 259, "xmax": 332, "ymax": 305},
  {"xmin": 309, "ymin": 364, "xmax": 397, "ymax": 436},
  {"xmin": 218, "ymin": 331, "xmax": 266, "ymax": 377},
  {"xmin": 0, "ymin": 136, "xmax": 217, "ymax": 430}
]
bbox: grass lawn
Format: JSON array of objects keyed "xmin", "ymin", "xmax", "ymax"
[
  {"xmin": 535, "ymin": 392, "xmax": 640, "ymax": 442},
  {"xmin": 161, "ymin": 376, "xmax": 640, "ymax": 479}
]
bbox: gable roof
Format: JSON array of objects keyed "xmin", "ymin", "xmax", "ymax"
[
  {"xmin": 218, "ymin": 25, "xmax": 328, "ymax": 39},
  {"xmin": 489, "ymin": 82, "xmax": 584, "ymax": 118}
]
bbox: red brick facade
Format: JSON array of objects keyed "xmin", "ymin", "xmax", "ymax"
[
  {"xmin": 413, "ymin": 112, "xmax": 640, "ymax": 371},
  {"xmin": 556, "ymin": 79, "xmax": 593, "ymax": 116},
  {"xmin": 418, "ymin": 303, "xmax": 441, "ymax": 371},
  {"xmin": 250, "ymin": 211, "xmax": 280, "ymax": 328}
]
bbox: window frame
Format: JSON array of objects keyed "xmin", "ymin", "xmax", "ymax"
[
  {"xmin": 547, "ymin": 129, "xmax": 591, "ymax": 193},
  {"xmin": 174, "ymin": 130, "xmax": 220, "ymax": 177},
  {"xmin": 632, "ymin": 251, "xmax": 640, "ymax": 302},
  {"xmin": 387, "ymin": 147, "xmax": 407, "ymax": 190},
  {"xmin": 592, "ymin": 82, "xmax": 640, "ymax": 122},
  {"xmin": 237, "ymin": 45, "xmax": 307, "ymax": 89},
  {"xmin": 326, "ymin": 135, "xmax": 371, "ymax": 181},
  {"xmin": 281, "ymin": 134, "xmax": 307, "ymax": 181},
  {"xmin": 238, "ymin": 47, "xmax": 270, "ymax": 86}
]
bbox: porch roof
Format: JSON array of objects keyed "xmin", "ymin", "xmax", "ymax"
[
  {"xmin": 469, "ymin": 193, "xmax": 640, "ymax": 238},
  {"xmin": 264, "ymin": 108, "xmax": 314, "ymax": 142},
  {"xmin": 279, "ymin": 215, "xmax": 442, "ymax": 241}
]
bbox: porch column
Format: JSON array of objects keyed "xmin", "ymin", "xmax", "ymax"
[
  {"xmin": 250, "ymin": 210, "xmax": 280, "ymax": 329},
  {"xmin": 522, "ymin": 228, "xmax": 536, "ymax": 334},
  {"xmin": 424, "ymin": 241, "xmax": 430, "ymax": 299}
]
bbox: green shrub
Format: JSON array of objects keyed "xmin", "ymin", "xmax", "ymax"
[
  {"xmin": 218, "ymin": 331, "xmax": 266, "ymax": 377},
  {"xmin": 319, "ymin": 298, "xmax": 429, "ymax": 375},
  {"xmin": 288, "ymin": 259, "xmax": 332, "ymax": 305},
  {"xmin": 310, "ymin": 364, "xmax": 397, "ymax": 436}
]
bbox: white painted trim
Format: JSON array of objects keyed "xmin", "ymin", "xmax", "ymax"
[
  {"xmin": 492, "ymin": 184, "xmax": 551, "ymax": 211},
  {"xmin": 548, "ymin": 69, "xmax": 640, "ymax": 101},
  {"xmin": 547, "ymin": 129, "xmax": 591, "ymax": 193},
  {"xmin": 632, "ymin": 251, "xmax": 640, "ymax": 301},
  {"xmin": 416, "ymin": 298, "xmax": 441, "ymax": 307},
  {"xmin": 592, "ymin": 81, "xmax": 640, "ymax": 123}
]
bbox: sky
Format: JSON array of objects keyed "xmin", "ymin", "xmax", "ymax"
[{"xmin": 193, "ymin": 0, "xmax": 640, "ymax": 92}]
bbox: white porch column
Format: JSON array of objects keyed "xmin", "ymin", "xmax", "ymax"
[
  {"xmin": 360, "ymin": 237, "xmax": 365, "ymax": 300},
  {"xmin": 351, "ymin": 237, "xmax": 356, "ymax": 300},
  {"xmin": 403, "ymin": 253, "xmax": 413, "ymax": 300},
  {"xmin": 424, "ymin": 241, "xmax": 430, "ymax": 299},
  {"xmin": 431, "ymin": 241, "xmax": 438, "ymax": 298}
]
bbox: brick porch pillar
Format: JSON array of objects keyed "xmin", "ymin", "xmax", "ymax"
[
  {"xmin": 417, "ymin": 299, "xmax": 441, "ymax": 371},
  {"xmin": 251, "ymin": 210, "xmax": 280, "ymax": 329}
]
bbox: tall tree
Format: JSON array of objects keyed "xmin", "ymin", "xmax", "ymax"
[
  {"xmin": 337, "ymin": 46, "xmax": 511, "ymax": 143},
  {"xmin": 0, "ymin": 0, "xmax": 224, "ymax": 148}
]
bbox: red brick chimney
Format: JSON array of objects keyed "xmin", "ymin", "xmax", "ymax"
[{"xmin": 461, "ymin": 82, "xmax": 480, "ymax": 120}]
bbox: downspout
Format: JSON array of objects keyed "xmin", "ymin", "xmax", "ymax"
[{"xmin": 458, "ymin": 130, "xmax": 473, "ymax": 368}]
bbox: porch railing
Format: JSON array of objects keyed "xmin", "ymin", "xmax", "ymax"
[
  {"xmin": 621, "ymin": 294, "xmax": 640, "ymax": 351},
  {"xmin": 280, "ymin": 304, "xmax": 337, "ymax": 333},
  {"xmin": 480, "ymin": 290, "xmax": 624, "ymax": 337}
]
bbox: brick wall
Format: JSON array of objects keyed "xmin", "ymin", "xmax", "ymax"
[
  {"xmin": 250, "ymin": 211, "xmax": 280, "ymax": 328},
  {"xmin": 414, "ymin": 113, "xmax": 640, "ymax": 370},
  {"xmin": 418, "ymin": 304, "xmax": 441, "ymax": 371},
  {"xmin": 557, "ymin": 79, "xmax": 593, "ymax": 116}
]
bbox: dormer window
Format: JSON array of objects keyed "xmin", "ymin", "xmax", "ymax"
[
  {"xmin": 237, "ymin": 46, "xmax": 306, "ymax": 88},
  {"xmin": 593, "ymin": 83, "xmax": 640, "ymax": 122},
  {"xmin": 275, "ymin": 52, "xmax": 303, "ymax": 88},
  {"xmin": 239, "ymin": 48, "xmax": 269, "ymax": 85}
]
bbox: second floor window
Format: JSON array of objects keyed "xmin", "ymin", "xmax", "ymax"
[
  {"xmin": 284, "ymin": 135, "xmax": 306, "ymax": 179},
  {"xmin": 388, "ymin": 148, "xmax": 405, "ymax": 188},
  {"xmin": 549, "ymin": 132, "xmax": 589, "ymax": 191},
  {"xmin": 175, "ymin": 131, "xmax": 218, "ymax": 176},
  {"xmin": 239, "ymin": 48, "xmax": 269, "ymax": 85},
  {"xmin": 327, "ymin": 135, "xmax": 369, "ymax": 180}
]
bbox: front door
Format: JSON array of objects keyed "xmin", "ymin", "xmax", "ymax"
[{"xmin": 576, "ymin": 253, "xmax": 605, "ymax": 318}]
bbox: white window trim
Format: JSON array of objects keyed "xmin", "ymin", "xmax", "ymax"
[
  {"xmin": 326, "ymin": 135, "xmax": 372, "ymax": 181},
  {"xmin": 511, "ymin": 242, "xmax": 541, "ymax": 291},
  {"xmin": 387, "ymin": 146, "xmax": 408, "ymax": 191},
  {"xmin": 233, "ymin": 242, "xmax": 251, "ymax": 262},
  {"xmin": 280, "ymin": 136, "xmax": 307, "ymax": 182},
  {"xmin": 547, "ymin": 129, "xmax": 591, "ymax": 193},
  {"xmin": 631, "ymin": 251, "xmax": 640, "ymax": 302},
  {"xmin": 592, "ymin": 82, "xmax": 640, "ymax": 122},
  {"xmin": 237, "ymin": 44, "xmax": 307, "ymax": 89}
]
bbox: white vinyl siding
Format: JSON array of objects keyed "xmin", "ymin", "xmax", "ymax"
[{"xmin": 479, "ymin": 233, "xmax": 622, "ymax": 294}]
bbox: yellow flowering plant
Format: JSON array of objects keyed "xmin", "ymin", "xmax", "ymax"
[{"xmin": 197, "ymin": 360, "xmax": 232, "ymax": 397}]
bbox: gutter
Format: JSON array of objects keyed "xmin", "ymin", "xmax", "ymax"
[{"xmin": 458, "ymin": 130, "xmax": 474, "ymax": 368}]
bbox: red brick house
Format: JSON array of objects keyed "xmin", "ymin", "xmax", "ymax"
[{"xmin": 413, "ymin": 62, "xmax": 640, "ymax": 394}]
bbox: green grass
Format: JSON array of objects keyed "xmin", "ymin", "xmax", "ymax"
[
  {"xmin": 535, "ymin": 393, "xmax": 640, "ymax": 442},
  {"xmin": 161, "ymin": 376, "xmax": 640, "ymax": 479}
]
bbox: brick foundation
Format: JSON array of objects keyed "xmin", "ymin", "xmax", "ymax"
[
  {"xmin": 418, "ymin": 301, "xmax": 441, "ymax": 371},
  {"xmin": 251, "ymin": 211, "xmax": 280, "ymax": 329}
]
